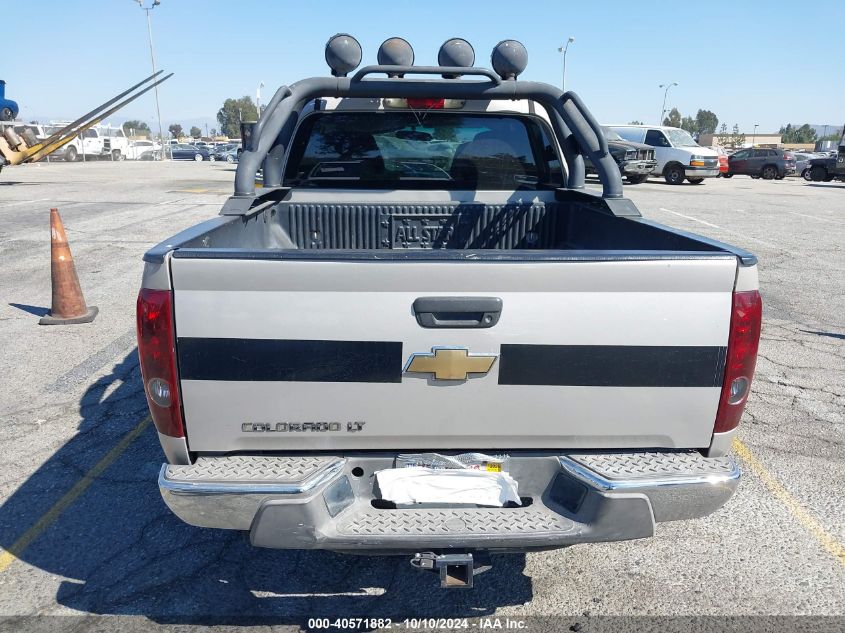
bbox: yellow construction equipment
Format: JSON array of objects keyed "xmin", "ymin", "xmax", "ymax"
[{"xmin": 0, "ymin": 71, "xmax": 172, "ymax": 172}]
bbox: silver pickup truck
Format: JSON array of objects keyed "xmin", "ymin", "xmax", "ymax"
[{"xmin": 137, "ymin": 36, "xmax": 762, "ymax": 588}]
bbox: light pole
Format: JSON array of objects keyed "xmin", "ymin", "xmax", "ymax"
[
  {"xmin": 557, "ymin": 37, "xmax": 575, "ymax": 92},
  {"xmin": 659, "ymin": 82, "xmax": 678, "ymax": 124},
  {"xmin": 135, "ymin": 0, "xmax": 165, "ymax": 160},
  {"xmin": 256, "ymin": 81, "xmax": 265, "ymax": 114},
  {"xmin": 752, "ymin": 124, "xmax": 759, "ymax": 147}
]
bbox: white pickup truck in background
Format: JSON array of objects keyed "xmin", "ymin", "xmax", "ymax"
[
  {"xmin": 48, "ymin": 123, "xmax": 130, "ymax": 161},
  {"xmin": 137, "ymin": 36, "xmax": 762, "ymax": 588}
]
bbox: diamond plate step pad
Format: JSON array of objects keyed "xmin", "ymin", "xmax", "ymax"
[
  {"xmin": 165, "ymin": 455, "xmax": 340, "ymax": 484},
  {"xmin": 337, "ymin": 507, "xmax": 574, "ymax": 537},
  {"xmin": 565, "ymin": 451, "xmax": 735, "ymax": 482}
]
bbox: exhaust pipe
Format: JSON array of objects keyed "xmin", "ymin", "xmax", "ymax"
[{"xmin": 410, "ymin": 551, "xmax": 491, "ymax": 589}]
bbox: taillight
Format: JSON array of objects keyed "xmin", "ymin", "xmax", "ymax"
[
  {"xmin": 406, "ymin": 98, "xmax": 445, "ymax": 109},
  {"xmin": 137, "ymin": 288, "xmax": 185, "ymax": 438},
  {"xmin": 714, "ymin": 290, "xmax": 762, "ymax": 434}
]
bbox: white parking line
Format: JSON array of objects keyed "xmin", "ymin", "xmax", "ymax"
[
  {"xmin": 155, "ymin": 197, "xmax": 192, "ymax": 206},
  {"xmin": 658, "ymin": 208, "xmax": 720, "ymax": 228},
  {"xmin": 657, "ymin": 207, "xmax": 799, "ymax": 255},
  {"xmin": 0, "ymin": 198, "xmax": 51, "ymax": 209},
  {"xmin": 789, "ymin": 211, "xmax": 845, "ymax": 225}
]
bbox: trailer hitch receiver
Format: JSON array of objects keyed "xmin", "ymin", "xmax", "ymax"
[{"xmin": 410, "ymin": 551, "xmax": 492, "ymax": 589}]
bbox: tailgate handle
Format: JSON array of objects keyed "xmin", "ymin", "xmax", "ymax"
[{"xmin": 412, "ymin": 297, "xmax": 502, "ymax": 329}]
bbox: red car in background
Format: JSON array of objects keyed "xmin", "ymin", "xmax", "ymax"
[{"xmin": 708, "ymin": 146, "xmax": 729, "ymax": 175}]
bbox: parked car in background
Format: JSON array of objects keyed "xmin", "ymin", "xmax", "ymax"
[
  {"xmin": 791, "ymin": 153, "xmax": 817, "ymax": 180},
  {"xmin": 724, "ymin": 149, "xmax": 796, "ymax": 180},
  {"xmin": 126, "ymin": 140, "xmax": 161, "ymax": 160},
  {"xmin": 807, "ymin": 134, "xmax": 845, "ymax": 182},
  {"xmin": 164, "ymin": 143, "xmax": 211, "ymax": 161},
  {"xmin": 707, "ymin": 146, "xmax": 729, "ymax": 176},
  {"xmin": 610, "ymin": 124, "xmax": 720, "ymax": 185},
  {"xmin": 211, "ymin": 143, "xmax": 240, "ymax": 163},
  {"xmin": 585, "ymin": 127, "xmax": 656, "ymax": 184}
]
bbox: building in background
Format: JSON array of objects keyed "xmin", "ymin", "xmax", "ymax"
[{"xmin": 699, "ymin": 132, "xmax": 782, "ymax": 149}]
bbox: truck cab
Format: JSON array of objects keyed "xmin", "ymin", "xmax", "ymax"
[
  {"xmin": 611, "ymin": 124, "xmax": 721, "ymax": 185},
  {"xmin": 0, "ymin": 80, "xmax": 19, "ymax": 121}
]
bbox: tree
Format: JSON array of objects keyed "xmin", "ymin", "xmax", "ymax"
[
  {"xmin": 217, "ymin": 96, "xmax": 259, "ymax": 139},
  {"xmin": 779, "ymin": 123, "xmax": 817, "ymax": 144},
  {"xmin": 794, "ymin": 124, "xmax": 816, "ymax": 143},
  {"xmin": 662, "ymin": 107, "xmax": 681, "ymax": 128},
  {"xmin": 695, "ymin": 110, "xmax": 719, "ymax": 135},
  {"xmin": 731, "ymin": 124, "xmax": 745, "ymax": 148},
  {"xmin": 168, "ymin": 123, "xmax": 183, "ymax": 138},
  {"xmin": 680, "ymin": 115, "xmax": 696, "ymax": 134},
  {"xmin": 715, "ymin": 123, "xmax": 731, "ymax": 146},
  {"xmin": 123, "ymin": 120, "xmax": 150, "ymax": 137},
  {"xmin": 628, "ymin": 120, "xmax": 643, "ymax": 125},
  {"xmin": 189, "ymin": 126, "xmax": 202, "ymax": 138},
  {"xmin": 210, "ymin": 128, "xmax": 217, "ymax": 137}
]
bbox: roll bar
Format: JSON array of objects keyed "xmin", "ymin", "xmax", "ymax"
[{"xmin": 233, "ymin": 65, "xmax": 625, "ymax": 211}]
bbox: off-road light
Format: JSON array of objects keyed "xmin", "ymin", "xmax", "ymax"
[
  {"xmin": 377, "ymin": 37, "xmax": 414, "ymax": 77},
  {"xmin": 325, "ymin": 33, "xmax": 362, "ymax": 77},
  {"xmin": 491, "ymin": 39, "xmax": 528, "ymax": 80},
  {"xmin": 438, "ymin": 38, "xmax": 475, "ymax": 77}
]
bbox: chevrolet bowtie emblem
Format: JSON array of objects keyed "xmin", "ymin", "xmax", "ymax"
[{"xmin": 405, "ymin": 347, "xmax": 497, "ymax": 381}]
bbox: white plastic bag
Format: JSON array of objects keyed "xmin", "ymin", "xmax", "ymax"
[{"xmin": 375, "ymin": 466, "xmax": 521, "ymax": 507}]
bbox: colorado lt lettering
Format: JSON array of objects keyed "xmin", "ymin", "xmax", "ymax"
[{"xmin": 241, "ymin": 421, "xmax": 366, "ymax": 433}]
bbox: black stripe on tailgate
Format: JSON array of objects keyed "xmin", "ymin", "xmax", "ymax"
[
  {"xmin": 178, "ymin": 338, "xmax": 402, "ymax": 383},
  {"xmin": 499, "ymin": 344, "xmax": 726, "ymax": 387}
]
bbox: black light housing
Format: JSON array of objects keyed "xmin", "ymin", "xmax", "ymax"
[
  {"xmin": 325, "ymin": 33, "xmax": 362, "ymax": 77},
  {"xmin": 438, "ymin": 38, "xmax": 475, "ymax": 78},
  {"xmin": 491, "ymin": 39, "xmax": 528, "ymax": 80},
  {"xmin": 377, "ymin": 37, "xmax": 415, "ymax": 77}
]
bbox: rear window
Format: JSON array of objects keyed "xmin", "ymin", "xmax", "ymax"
[{"xmin": 283, "ymin": 112, "xmax": 563, "ymax": 189}]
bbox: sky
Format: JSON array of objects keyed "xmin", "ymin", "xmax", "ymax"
[{"xmin": 2, "ymin": 0, "xmax": 842, "ymax": 135}]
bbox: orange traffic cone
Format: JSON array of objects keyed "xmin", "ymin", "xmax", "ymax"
[{"xmin": 39, "ymin": 208, "xmax": 98, "ymax": 325}]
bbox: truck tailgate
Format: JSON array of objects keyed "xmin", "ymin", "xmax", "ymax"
[{"xmin": 171, "ymin": 256, "xmax": 736, "ymax": 452}]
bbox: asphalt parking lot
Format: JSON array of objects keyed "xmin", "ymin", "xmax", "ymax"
[{"xmin": 0, "ymin": 161, "xmax": 842, "ymax": 631}]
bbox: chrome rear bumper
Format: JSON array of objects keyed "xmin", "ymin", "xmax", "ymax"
[{"xmin": 159, "ymin": 451, "xmax": 739, "ymax": 552}]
